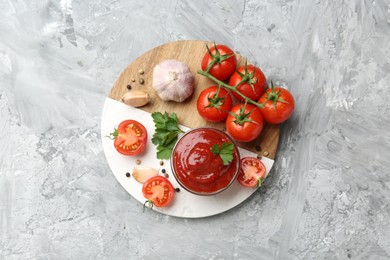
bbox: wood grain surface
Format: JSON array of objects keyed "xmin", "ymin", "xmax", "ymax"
[{"xmin": 108, "ymin": 40, "xmax": 279, "ymax": 160}]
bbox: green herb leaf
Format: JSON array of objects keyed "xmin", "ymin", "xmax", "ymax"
[
  {"xmin": 211, "ymin": 144, "xmax": 221, "ymax": 154},
  {"xmin": 156, "ymin": 147, "xmax": 172, "ymax": 160},
  {"xmin": 151, "ymin": 112, "xmax": 165, "ymax": 124},
  {"xmin": 151, "ymin": 112, "xmax": 183, "ymax": 160},
  {"xmin": 162, "ymin": 131, "xmax": 178, "ymax": 146},
  {"xmin": 211, "ymin": 142, "xmax": 234, "ymax": 165}
]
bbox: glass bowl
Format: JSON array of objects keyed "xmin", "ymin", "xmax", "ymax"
[{"xmin": 170, "ymin": 127, "xmax": 240, "ymax": 196}]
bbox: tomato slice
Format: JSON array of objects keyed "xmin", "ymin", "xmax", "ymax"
[
  {"xmin": 142, "ymin": 176, "xmax": 175, "ymax": 208},
  {"xmin": 111, "ymin": 120, "xmax": 148, "ymax": 156},
  {"xmin": 237, "ymin": 157, "xmax": 266, "ymax": 188}
]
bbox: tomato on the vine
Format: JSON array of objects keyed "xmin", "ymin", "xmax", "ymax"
[
  {"xmin": 201, "ymin": 44, "xmax": 237, "ymax": 81},
  {"xmin": 225, "ymin": 103, "xmax": 264, "ymax": 142},
  {"xmin": 237, "ymin": 157, "xmax": 266, "ymax": 188},
  {"xmin": 108, "ymin": 120, "xmax": 148, "ymax": 156},
  {"xmin": 142, "ymin": 176, "xmax": 175, "ymax": 208},
  {"xmin": 258, "ymin": 83, "xmax": 295, "ymax": 124},
  {"xmin": 197, "ymin": 86, "xmax": 233, "ymax": 122},
  {"xmin": 229, "ymin": 64, "xmax": 267, "ymax": 101}
]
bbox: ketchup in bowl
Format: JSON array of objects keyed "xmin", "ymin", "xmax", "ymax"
[{"xmin": 171, "ymin": 128, "xmax": 240, "ymax": 195}]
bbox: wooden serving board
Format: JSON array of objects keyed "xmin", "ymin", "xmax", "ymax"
[{"xmin": 108, "ymin": 40, "xmax": 279, "ymax": 160}]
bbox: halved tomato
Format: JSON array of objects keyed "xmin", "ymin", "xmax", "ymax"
[
  {"xmin": 237, "ymin": 157, "xmax": 266, "ymax": 188},
  {"xmin": 142, "ymin": 176, "xmax": 175, "ymax": 208},
  {"xmin": 109, "ymin": 120, "xmax": 147, "ymax": 156}
]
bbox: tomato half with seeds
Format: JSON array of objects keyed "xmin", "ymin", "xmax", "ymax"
[
  {"xmin": 109, "ymin": 120, "xmax": 147, "ymax": 156},
  {"xmin": 237, "ymin": 157, "xmax": 266, "ymax": 188},
  {"xmin": 142, "ymin": 176, "xmax": 175, "ymax": 208}
]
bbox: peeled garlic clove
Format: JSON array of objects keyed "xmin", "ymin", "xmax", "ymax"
[
  {"xmin": 121, "ymin": 89, "xmax": 151, "ymax": 107},
  {"xmin": 132, "ymin": 166, "xmax": 159, "ymax": 183},
  {"xmin": 152, "ymin": 59, "xmax": 195, "ymax": 102}
]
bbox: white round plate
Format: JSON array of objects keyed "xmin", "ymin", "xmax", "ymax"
[{"xmin": 101, "ymin": 97, "xmax": 274, "ymax": 218}]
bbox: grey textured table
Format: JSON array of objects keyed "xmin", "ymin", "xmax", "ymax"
[{"xmin": 1, "ymin": 1, "xmax": 390, "ymax": 259}]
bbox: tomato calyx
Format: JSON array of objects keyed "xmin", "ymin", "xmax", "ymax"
[
  {"xmin": 143, "ymin": 199, "xmax": 154, "ymax": 212},
  {"xmin": 260, "ymin": 81, "xmax": 290, "ymax": 110},
  {"xmin": 106, "ymin": 128, "xmax": 119, "ymax": 140},
  {"xmin": 233, "ymin": 61, "xmax": 257, "ymax": 90},
  {"xmin": 204, "ymin": 43, "xmax": 235, "ymax": 73},
  {"xmin": 205, "ymin": 86, "xmax": 227, "ymax": 111},
  {"xmin": 229, "ymin": 101, "xmax": 259, "ymax": 126},
  {"xmin": 257, "ymin": 177, "xmax": 263, "ymax": 188}
]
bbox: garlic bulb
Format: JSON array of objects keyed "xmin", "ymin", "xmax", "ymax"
[
  {"xmin": 152, "ymin": 59, "xmax": 195, "ymax": 102},
  {"xmin": 121, "ymin": 89, "xmax": 150, "ymax": 107},
  {"xmin": 132, "ymin": 166, "xmax": 159, "ymax": 183}
]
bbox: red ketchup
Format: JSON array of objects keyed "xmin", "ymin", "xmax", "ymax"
[{"xmin": 171, "ymin": 128, "xmax": 240, "ymax": 195}]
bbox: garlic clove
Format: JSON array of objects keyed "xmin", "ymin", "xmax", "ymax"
[
  {"xmin": 121, "ymin": 89, "xmax": 151, "ymax": 107},
  {"xmin": 132, "ymin": 166, "xmax": 159, "ymax": 183},
  {"xmin": 152, "ymin": 59, "xmax": 195, "ymax": 102}
]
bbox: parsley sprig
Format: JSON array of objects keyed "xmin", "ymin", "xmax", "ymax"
[
  {"xmin": 151, "ymin": 112, "xmax": 184, "ymax": 160},
  {"xmin": 211, "ymin": 142, "xmax": 234, "ymax": 165}
]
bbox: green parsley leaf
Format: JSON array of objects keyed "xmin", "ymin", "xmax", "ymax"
[
  {"xmin": 152, "ymin": 112, "xmax": 165, "ymax": 124},
  {"xmin": 162, "ymin": 131, "xmax": 179, "ymax": 146},
  {"xmin": 156, "ymin": 147, "xmax": 172, "ymax": 160},
  {"xmin": 211, "ymin": 142, "xmax": 234, "ymax": 165},
  {"xmin": 211, "ymin": 144, "xmax": 221, "ymax": 154},
  {"xmin": 151, "ymin": 112, "xmax": 183, "ymax": 160}
]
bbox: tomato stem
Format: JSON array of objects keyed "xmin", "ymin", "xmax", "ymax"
[
  {"xmin": 106, "ymin": 128, "xmax": 119, "ymax": 140},
  {"xmin": 257, "ymin": 178, "xmax": 263, "ymax": 188},
  {"xmin": 205, "ymin": 58, "xmax": 216, "ymax": 73},
  {"xmin": 215, "ymin": 84, "xmax": 222, "ymax": 97},
  {"xmin": 143, "ymin": 200, "xmax": 154, "ymax": 212},
  {"xmin": 197, "ymin": 70, "xmax": 264, "ymax": 109}
]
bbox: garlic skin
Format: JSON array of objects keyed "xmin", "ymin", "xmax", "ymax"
[
  {"xmin": 121, "ymin": 89, "xmax": 150, "ymax": 107},
  {"xmin": 152, "ymin": 59, "xmax": 195, "ymax": 102},
  {"xmin": 132, "ymin": 166, "xmax": 159, "ymax": 183}
]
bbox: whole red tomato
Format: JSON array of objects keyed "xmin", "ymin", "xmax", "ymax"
[
  {"xmin": 108, "ymin": 120, "xmax": 148, "ymax": 156},
  {"xmin": 258, "ymin": 84, "xmax": 295, "ymax": 124},
  {"xmin": 201, "ymin": 44, "xmax": 237, "ymax": 81},
  {"xmin": 225, "ymin": 104, "xmax": 264, "ymax": 142},
  {"xmin": 229, "ymin": 64, "xmax": 267, "ymax": 101},
  {"xmin": 197, "ymin": 86, "xmax": 233, "ymax": 122}
]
